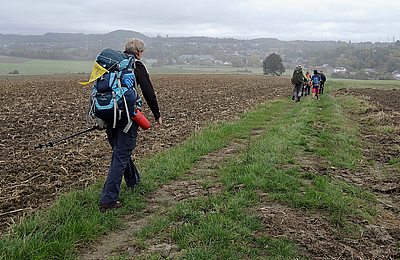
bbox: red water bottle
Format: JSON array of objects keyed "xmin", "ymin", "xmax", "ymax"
[{"xmin": 132, "ymin": 109, "xmax": 151, "ymax": 130}]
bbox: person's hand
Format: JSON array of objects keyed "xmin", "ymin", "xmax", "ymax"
[{"xmin": 155, "ymin": 117, "xmax": 162, "ymax": 128}]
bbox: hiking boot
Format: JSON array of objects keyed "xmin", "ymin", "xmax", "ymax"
[{"xmin": 99, "ymin": 201, "xmax": 122, "ymax": 212}]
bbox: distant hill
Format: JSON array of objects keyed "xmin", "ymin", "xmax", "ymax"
[
  {"xmin": 0, "ymin": 30, "xmax": 150, "ymax": 60},
  {"xmin": 0, "ymin": 30, "xmax": 398, "ymax": 79},
  {"xmin": 0, "ymin": 29, "xmax": 353, "ymax": 61},
  {"xmin": 0, "ymin": 30, "xmax": 148, "ymax": 44},
  {"xmin": 104, "ymin": 30, "xmax": 149, "ymax": 40}
]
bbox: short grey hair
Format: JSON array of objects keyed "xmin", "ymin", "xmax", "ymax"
[{"xmin": 124, "ymin": 38, "xmax": 145, "ymax": 54}]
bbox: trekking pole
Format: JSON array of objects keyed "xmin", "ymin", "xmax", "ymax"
[{"xmin": 35, "ymin": 125, "xmax": 100, "ymax": 149}]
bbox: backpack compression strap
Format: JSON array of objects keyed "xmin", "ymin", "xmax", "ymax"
[
  {"xmin": 117, "ymin": 72, "xmax": 133, "ymax": 133},
  {"xmin": 112, "ymin": 91, "xmax": 118, "ymax": 129}
]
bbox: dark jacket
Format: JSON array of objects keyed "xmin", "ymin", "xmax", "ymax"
[
  {"xmin": 320, "ymin": 73, "xmax": 327, "ymax": 83},
  {"xmin": 123, "ymin": 50, "xmax": 161, "ymax": 121},
  {"xmin": 291, "ymin": 69, "xmax": 305, "ymax": 85},
  {"xmin": 134, "ymin": 60, "xmax": 161, "ymax": 120}
]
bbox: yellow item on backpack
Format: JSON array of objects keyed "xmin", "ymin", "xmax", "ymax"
[{"xmin": 79, "ymin": 62, "xmax": 108, "ymax": 86}]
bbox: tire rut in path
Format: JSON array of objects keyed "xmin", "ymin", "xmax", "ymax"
[{"xmin": 79, "ymin": 129, "xmax": 263, "ymax": 259}]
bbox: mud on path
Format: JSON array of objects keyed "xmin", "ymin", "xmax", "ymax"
[{"xmin": 0, "ymin": 74, "xmax": 290, "ymax": 231}]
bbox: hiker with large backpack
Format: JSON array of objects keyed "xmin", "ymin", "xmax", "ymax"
[
  {"xmin": 291, "ymin": 65, "xmax": 305, "ymax": 102},
  {"xmin": 91, "ymin": 38, "xmax": 162, "ymax": 212}
]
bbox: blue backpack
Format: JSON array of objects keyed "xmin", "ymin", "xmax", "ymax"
[
  {"xmin": 89, "ymin": 49, "xmax": 142, "ymax": 132},
  {"xmin": 312, "ymin": 75, "xmax": 321, "ymax": 86}
]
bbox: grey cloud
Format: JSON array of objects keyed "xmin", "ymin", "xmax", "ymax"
[{"xmin": 1, "ymin": 0, "xmax": 400, "ymax": 42}]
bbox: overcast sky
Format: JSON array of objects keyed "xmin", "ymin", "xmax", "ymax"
[{"xmin": 2, "ymin": 0, "xmax": 399, "ymax": 42}]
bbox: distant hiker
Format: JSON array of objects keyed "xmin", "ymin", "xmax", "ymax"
[
  {"xmin": 291, "ymin": 65, "xmax": 305, "ymax": 102},
  {"xmin": 319, "ymin": 70, "xmax": 327, "ymax": 94},
  {"xmin": 99, "ymin": 38, "xmax": 162, "ymax": 212},
  {"xmin": 311, "ymin": 69, "xmax": 321, "ymax": 99},
  {"xmin": 304, "ymin": 70, "xmax": 312, "ymax": 96}
]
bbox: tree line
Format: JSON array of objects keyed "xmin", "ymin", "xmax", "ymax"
[{"xmin": 1, "ymin": 31, "xmax": 399, "ymax": 79}]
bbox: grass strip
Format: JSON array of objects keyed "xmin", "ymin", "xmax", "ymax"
[
  {"xmin": 136, "ymin": 191, "xmax": 304, "ymax": 259},
  {"xmin": 330, "ymin": 79, "xmax": 400, "ymax": 90},
  {"xmin": 223, "ymin": 92, "xmax": 376, "ymax": 226},
  {"xmin": 131, "ymin": 100, "xmax": 303, "ymax": 259}
]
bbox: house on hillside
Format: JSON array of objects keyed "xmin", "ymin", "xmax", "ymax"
[
  {"xmin": 392, "ymin": 70, "xmax": 400, "ymax": 80},
  {"xmin": 333, "ymin": 67, "xmax": 347, "ymax": 73},
  {"xmin": 177, "ymin": 54, "xmax": 214, "ymax": 65},
  {"xmin": 364, "ymin": 68, "xmax": 376, "ymax": 74}
]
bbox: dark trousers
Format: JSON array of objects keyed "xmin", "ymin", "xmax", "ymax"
[
  {"xmin": 304, "ymin": 85, "xmax": 311, "ymax": 96},
  {"xmin": 292, "ymin": 83, "xmax": 302, "ymax": 101},
  {"xmin": 320, "ymin": 82, "xmax": 325, "ymax": 94},
  {"xmin": 100, "ymin": 123, "xmax": 140, "ymax": 205}
]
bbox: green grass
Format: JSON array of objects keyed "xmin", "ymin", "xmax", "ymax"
[
  {"xmin": 0, "ymin": 84, "xmax": 380, "ymax": 259},
  {"xmin": 148, "ymin": 64, "xmax": 263, "ymax": 74},
  {"xmin": 306, "ymin": 93, "xmax": 362, "ymax": 168},
  {"xmin": 389, "ymin": 158, "xmax": 400, "ymax": 166},
  {"xmin": 169, "ymin": 193, "xmax": 301, "ymax": 259},
  {"xmin": 134, "ymin": 187, "xmax": 302, "ymax": 259},
  {"xmin": 0, "ymin": 184, "xmax": 118, "ymax": 260},
  {"xmin": 0, "ymin": 57, "xmax": 263, "ymax": 75},
  {"xmin": 0, "ymin": 59, "xmax": 93, "ymax": 75},
  {"xmin": 329, "ymin": 78, "xmax": 400, "ymax": 90},
  {"xmin": 220, "ymin": 93, "xmax": 375, "ymax": 228}
]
